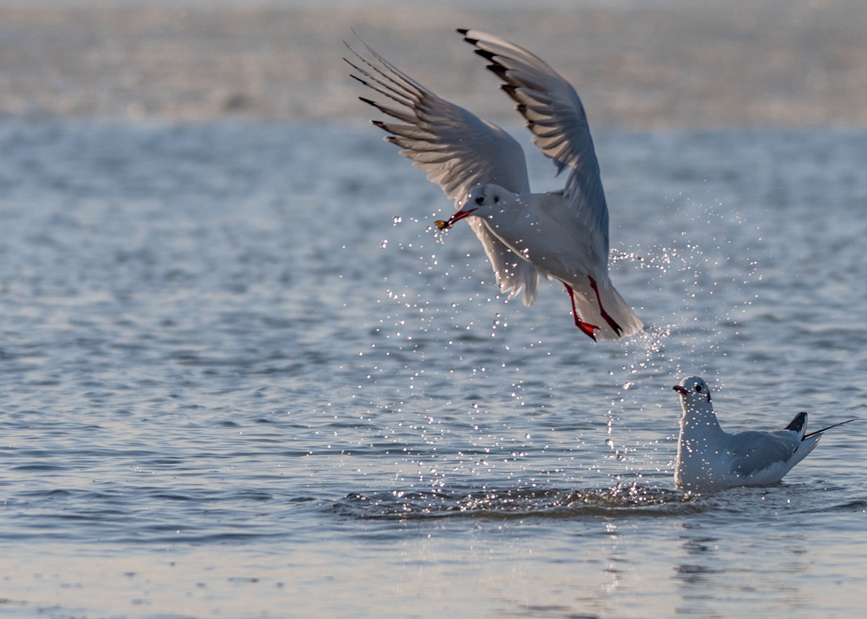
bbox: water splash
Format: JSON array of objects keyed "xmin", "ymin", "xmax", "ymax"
[{"xmin": 334, "ymin": 484, "xmax": 701, "ymax": 520}]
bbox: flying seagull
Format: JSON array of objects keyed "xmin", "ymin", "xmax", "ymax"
[{"xmin": 346, "ymin": 30, "xmax": 643, "ymax": 341}]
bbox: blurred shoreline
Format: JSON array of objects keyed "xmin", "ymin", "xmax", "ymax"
[{"xmin": 0, "ymin": 0, "xmax": 865, "ymax": 127}]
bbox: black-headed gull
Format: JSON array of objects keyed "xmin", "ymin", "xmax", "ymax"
[
  {"xmin": 673, "ymin": 376, "xmax": 855, "ymax": 492},
  {"xmin": 346, "ymin": 30, "xmax": 642, "ymax": 341}
]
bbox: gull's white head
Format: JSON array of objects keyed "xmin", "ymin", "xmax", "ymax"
[
  {"xmin": 436, "ymin": 184, "xmax": 514, "ymax": 230},
  {"xmin": 465, "ymin": 184, "xmax": 510, "ymax": 215},
  {"xmin": 673, "ymin": 376, "xmax": 712, "ymax": 411}
]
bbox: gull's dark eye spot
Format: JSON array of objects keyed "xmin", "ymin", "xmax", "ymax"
[
  {"xmin": 695, "ymin": 384, "xmax": 702, "ymax": 392},
  {"xmin": 475, "ymin": 195, "xmax": 485, "ymax": 205}
]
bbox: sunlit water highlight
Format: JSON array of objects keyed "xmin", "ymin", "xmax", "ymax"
[{"xmin": 0, "ymin": 121, "xmax": 865, "ymax": 617}]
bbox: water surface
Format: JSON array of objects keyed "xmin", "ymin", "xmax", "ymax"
[{"xmin": 0, "ymin": 121, "xmax": 865, "ymax": 617}]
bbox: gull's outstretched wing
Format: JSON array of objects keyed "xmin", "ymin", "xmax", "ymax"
[
  {"xmin": 459, "ymin": 29, "xmax": 609, "ymax": 263},
  {"xmin": 345, "ymin": 39, "xmax": 539, "ymax": 304}
]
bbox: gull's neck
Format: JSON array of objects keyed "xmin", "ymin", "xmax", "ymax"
[
  {"xmin": 480, "ymin": 198, "xmax": 537, "ymax": 244},
  {"xmin": 675, "ymin": 398, "xmax": 728, "ymax": 491},
  {"xmin": 680, "ymin": 401, "xmax": 724, "ymax": 437}
]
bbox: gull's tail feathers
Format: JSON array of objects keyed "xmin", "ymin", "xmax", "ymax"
[{"xmin": 570, "ymin": 278, "xmax": 643, "ymax": 342}]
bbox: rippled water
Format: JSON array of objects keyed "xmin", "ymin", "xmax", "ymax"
[{"xmin": 0, "ymin": 120, "xmax": 865, "ymax": 617}]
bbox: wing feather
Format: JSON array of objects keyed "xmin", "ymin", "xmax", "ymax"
[
  {"xmin": 459, "ymin": 29, "xmax": 610, "ymax": 260},
  {"xmin": 728, "ymin": 431, "xmax": 799, "ymax": 477},
  {"xmin": 345, "ymin": 38, "xmax": 540, "ymax": 304}
]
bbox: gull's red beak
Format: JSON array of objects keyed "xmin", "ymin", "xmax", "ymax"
[
  {"xmin": 673, "ymin": 385, "xmax": 688, "ymax": 395},
  {"xmin": 435, "ymin": 208, "xmax": 477, "ymax": 230}
]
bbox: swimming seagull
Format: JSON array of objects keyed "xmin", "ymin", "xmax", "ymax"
[
  {"xmin": 673, "ymin": 376, "xmax": 855, "ymax": 492},
  {"xmin": 345, "ymin": 30, "xmax": 643, "ymax": 341}
]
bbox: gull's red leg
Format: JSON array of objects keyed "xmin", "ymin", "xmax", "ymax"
[
  {"xmin": 588, "ymin": 276, "xmax": 623, "ymax": 336},
  {"xmin": 563, "ymin": 282, "xmax": 599, "ymax": 341}
]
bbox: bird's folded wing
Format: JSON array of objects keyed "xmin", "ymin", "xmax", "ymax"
[
  {"xmin": 728, "ymin": 431, "xmax": 798, "ymax": 477},
  {"xmin": 460, "ymin": 29, "xmax": 609, "ymax": 262},
  {"xmin": 345, "ymin": 39, "xmax": 539, "ymax": 304}
]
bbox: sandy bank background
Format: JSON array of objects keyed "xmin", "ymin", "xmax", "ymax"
[{"xmin": 0, "ymin": 0, "xmax": 865, "ymax": 127}]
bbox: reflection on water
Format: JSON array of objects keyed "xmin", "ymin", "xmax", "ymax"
[{"xmin": 0, "ymin": 121, "xmax": 865, "ymax": 617}]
